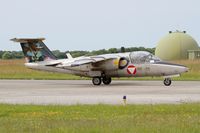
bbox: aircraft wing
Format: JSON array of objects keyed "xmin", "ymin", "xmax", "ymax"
[
  {"xmin": 58, "ymin": 55, "xmax": 119, "ymax": 68},
  {"xmin": 71, "ymin": 58, "xmax": 99, "ymax": 67}
]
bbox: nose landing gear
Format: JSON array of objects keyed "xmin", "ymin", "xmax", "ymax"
[{"xmin": 164, "ymin": 78, "xmax": 172, "ymax": 86}]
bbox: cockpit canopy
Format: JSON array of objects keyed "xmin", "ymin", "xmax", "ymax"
[{"xmin": 129, "ymin": 51, "xmax": 161, "ymax": 64}]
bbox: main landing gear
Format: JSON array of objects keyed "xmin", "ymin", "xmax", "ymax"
[
  {"xmin": 92, "ymin": 77, "xmax": 112, "ymax": 85},
  {"xmin": 164, "ymin": 78, "xmax": 172, "ymax": 86},
  {"xmin": 92, "ymin": 77, "xmax": 172, "ymax": 86}
]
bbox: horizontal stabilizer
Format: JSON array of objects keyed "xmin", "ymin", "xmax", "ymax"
[{"xmin": 11, "ymin": 38, "xmax": 45, "ymax": 43}]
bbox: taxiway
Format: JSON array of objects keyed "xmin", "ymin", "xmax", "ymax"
[{"xmin": 0, "ymin": 80, "xmax": 199, "ymax": 105}]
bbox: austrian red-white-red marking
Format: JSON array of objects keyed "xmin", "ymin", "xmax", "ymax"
[{"xmin": 127, "ymin": 65, "xmax": 137, "ymax": 74}]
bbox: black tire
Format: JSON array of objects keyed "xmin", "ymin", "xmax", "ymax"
[
  {"xmin": 164, "ymin": 78, "xmax": 172, "ymax": 86},
  {"xmin": 92, "ymin": 77, "xmax": 102, "ymax": 85},
  {"xmin": 102, "ymin": 77, "xmax": 112, "ymax": 85}
]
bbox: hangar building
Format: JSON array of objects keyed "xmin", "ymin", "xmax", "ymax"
[{"xmin": 155, "ymin": 31, "xmax": 200, "ymax": 60}]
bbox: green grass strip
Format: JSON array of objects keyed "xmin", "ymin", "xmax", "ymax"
[{"xmin": 0, "ymin": 103, "xmax": 200, "ymax": 133}]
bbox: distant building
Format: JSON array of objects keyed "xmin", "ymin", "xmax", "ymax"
[
  {"xmin": 155, "ymin": 30, "xmax": 200, "ymax": 60},
  {"xmin": 188, "ymin": 50, "xmax": 200, "ymax": 60}
]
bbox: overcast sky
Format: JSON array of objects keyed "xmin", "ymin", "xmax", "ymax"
[{"xmin": 0, "ymin": 0, "xmax": 200, "ymax": 51}]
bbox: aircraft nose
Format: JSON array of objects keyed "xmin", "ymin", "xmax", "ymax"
[
  {"xmin": 178, "ymin": 66, "xmax": 189, "ymax": 73},
  {"xmin": 184, "ymin": 67, "xmax": 189, "ymax": 72},
  {"xmin": 154, "ymin": 61, "xmax": 189, "ymax": 74}
]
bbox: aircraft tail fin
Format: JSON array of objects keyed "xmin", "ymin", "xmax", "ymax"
[{"xmin": 11, "ymin": 38, "xmax": 57, "ymax": 63}]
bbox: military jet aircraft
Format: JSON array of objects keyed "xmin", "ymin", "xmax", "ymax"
[{"xmin": 11, "ymin": 38, "xmax": 189, "ymax": 86}]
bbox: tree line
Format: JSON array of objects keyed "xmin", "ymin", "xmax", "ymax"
[{"xmin": 0, "ymin": 47, "xmax": 155, "ymax": 59}]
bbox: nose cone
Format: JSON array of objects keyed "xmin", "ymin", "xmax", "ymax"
[
  {"xmin": 167, "ymin": 65, "xmax": 189, "ymax": 74},
  {"xmin": 179, "ymin": 66, "xmax": 189, "ymax": 73},
  {"xmin": 154, "ymin": 61, "xmax": 189, "ymax": 75},
  {"xmin": 183, "ymin": 66, "xmax": 189, "ymax": 73}
]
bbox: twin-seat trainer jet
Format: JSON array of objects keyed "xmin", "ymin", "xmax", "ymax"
[{"xmin": 11, "ymin": 38, "xmax": 188, "ymax": 86}]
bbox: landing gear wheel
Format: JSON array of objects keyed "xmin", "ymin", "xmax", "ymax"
[
  {"xmin": 164, "ymin": 78, "xmax": 172, "ymax": 86},
  {"xmin": 92, "ymin": 77, "xmax": 102, "ymax": 85},
  {"xmin": 102, "ymin": 77, "xmax": 112, "ymax": 85}
]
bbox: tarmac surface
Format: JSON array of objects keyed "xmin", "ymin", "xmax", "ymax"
[{"xmin": 0, "ymin": 80, "xmax": 200, "ymax": 105}]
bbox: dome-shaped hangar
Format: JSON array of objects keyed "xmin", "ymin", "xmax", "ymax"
[{"xmin": 155, "ymin": 31, "xmax": 199, "ymax": 60}]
